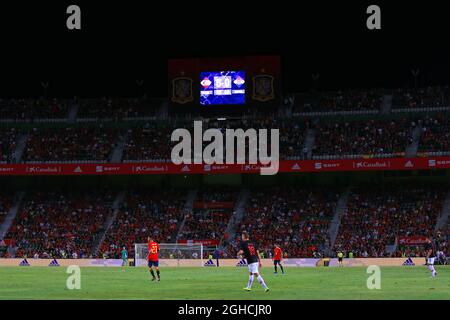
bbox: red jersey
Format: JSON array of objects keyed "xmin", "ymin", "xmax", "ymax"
[
  {"xmin": 273, "ymin": 247, "xmax": 282, "ymax": 260},
  {"xmin": 147, "ymin": 241, "xmax": 160, "ymax": 261}
]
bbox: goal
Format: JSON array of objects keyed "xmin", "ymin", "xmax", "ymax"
[{"xmin": 134, "ymin": 243, "xmax": 204, "ymax": 267}]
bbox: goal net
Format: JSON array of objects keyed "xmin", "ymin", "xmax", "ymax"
[{"xmin": 134, "ymin": 243, "xmax": 204, "ymax": 267}]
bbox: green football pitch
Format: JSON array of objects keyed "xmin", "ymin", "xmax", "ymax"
[{"xmin": 0, "ymin": 266, "xmax": 448, "ymax": 300}]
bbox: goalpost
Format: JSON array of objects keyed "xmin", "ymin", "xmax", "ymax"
[{"xmin": 134, "ymin": 243, "xmax": 204, "ymax": 267}]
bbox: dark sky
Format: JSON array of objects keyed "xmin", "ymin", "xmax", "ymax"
[{"xmin": 1, "ymin": 1, "xmax": 449, "ymax": 97}]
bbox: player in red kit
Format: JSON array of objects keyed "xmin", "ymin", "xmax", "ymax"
[
  {"xmin": 147, "ymin": 237, "xmax": 161, "ymax": 281},
  {"xmin": 273, "ymin": 244, "xmax": 285, "ymax": 275}
]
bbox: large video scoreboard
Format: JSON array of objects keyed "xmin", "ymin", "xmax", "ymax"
[
  {"xmin": 168, "ymin": 56, "xmax": 280, "ymax": 111},
  {"xmin": 200, "ymin": 71, "xmax": 246, "ymax": 105}
]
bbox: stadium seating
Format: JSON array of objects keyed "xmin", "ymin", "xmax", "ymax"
[
  {"xmin": 334, "ymin": 187, "xmax": 446, "ymax": 257},
  {"xmin": 0, "ymin": 128, "xmax": 18, "ymax": 163},
  {"xmin": 418, "ymin": 116, "xmax": 450, "ymax": 156},
  {"xmin": 312, "ymin": 119, "xmax": 414, "ymax": 159},
  {"xmin": 293, "ymin": 89, "xmax": 383, "ymax": 114},
  {"xmin": 225, "ymin": 188, "xmax": 339, "ymax": 258},
  {"xmin": 392, "ymin": 86, "xmax": 450, "ymax": 109},
  {"xmin": 98, "ymin": 190, "xmax": 187, "ymax": 258},
  {"xmin": 1, "ymin": 88, "xmax": 450, "ymax": 261},
  {"xmin": 22, "ymin": 127, "xmax": 120, "ymax": 162},
  {"xmin": 2, "ymin": 191, "xmax": 114, "ymax": 258},
  {"xmin": 0, "ymin": 192, "xmax": 13, "ymax": 222},
  {"xmin": 123, "ymin": 124, "xmax": 173, "ymax": 162},
  {"xmin": 0, "ymin": 98, "xmax": 70, "ymax": 120},
  {"xmin": 177, "ymin": 188, "xmax": 238, "ymax": 241},
  {"xmin": 77, "ymin": 98, "xmax": 159, "ymax": 119},
  {"xmin": 0, "ymin": 114, "xmax": 449, "ymax": 162}
]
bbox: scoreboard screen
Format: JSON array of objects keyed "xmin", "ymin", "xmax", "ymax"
[{"xmin": 200, "ymin": 71, "xmax": 245, "ymax": 105}]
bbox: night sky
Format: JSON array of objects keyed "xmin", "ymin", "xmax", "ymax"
[{"xmin": 1, "ymin": 1, "xmax": 449, "ymax": 98}]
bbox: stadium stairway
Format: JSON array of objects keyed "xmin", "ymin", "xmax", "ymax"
[
  {"xmin": 174, "ymin": 190, "xmax": 198, "ymax": 243},
  {"xmin": 405, "ymin": 125, "xmax": 423, "ymax": 158},
  {"xmin": 91, "ymin": 191, "xmax": 126, "ymax": 257},
  {"xmin": 218, "ymin": 189, "xmax": 250, "ymax": 250},
  {"xmin": 435, "ymin": 190, "xmax": 450, "ymax": 232},
  {"xmin": 67, "ymin": 102, "xmax": 79, "ymax": 122},
  {"xmin": 0, "ymin": 191, "xmax": 25, "ymax": 239},
  {"xmin": 302, "ymin": 128, "xmax": 316, "ymax": 160},
  {"xmin": 110, "ymin": 131, "xmax": 130, "ymax": 163},
  {"xmin": 156, "ymin": 99, "xmax": 169, "ymax": 120},
  {"xmin": 380, "ymin": 94, "xmax": 393, "ymax": 114},
  {"xmin": 11, "ymin": 133, "xmax": 28, "ymax": 163},
  {"xmin": 328, "ymin": 188, "xmax": 351, "ymax": 249}
]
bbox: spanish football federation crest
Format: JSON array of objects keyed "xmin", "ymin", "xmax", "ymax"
[
  {"xmin": 252, "ymin": 74, "xmax": 275, "ymax": 102},
  {"xmin": 171, "ymin": 77, "xmax": 194, "ymax": 104}
]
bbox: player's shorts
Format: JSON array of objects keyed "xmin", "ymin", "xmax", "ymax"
[
  {"xmin": 427, "ymin": 257, "xmax": 435, "ymax": 265},
  {"xmin": 338, "ymin": 257, "xmax": 343, "ymax": 262},
  {"xmin": 248, "ymin": 262, "xmax": 259, "ymax": 274},
  {"xmin": 273, "ymin": 259, "xmax": 281, "ymax": 266},
  {"xmin": 122, "ymin": 259, "xmax": 128, "ymax": 266},
  {"xmin": 148, "ymin": 260, "xmax": 159, "ymax": 267}
]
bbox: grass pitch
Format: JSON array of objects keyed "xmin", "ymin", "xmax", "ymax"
[{"xmin": 0, "ymin": 266, "xmax": 448, "ymax": 300}]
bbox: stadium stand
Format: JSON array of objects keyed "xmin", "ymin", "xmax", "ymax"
[
  {"xmin": 334, "ymin": 187, "xmax": 446, "ymax": 258},
  {"xmin": 177, "ymin": 188, "xmax": 238, "ymax": 241},
  {"xmin": 418, "ymin": 116, "xmax": 450, "ymax": 156},
  {"xmin": 225, "ymin": 188, "xmax": 339, "ymax": 258},
  {"xmin": 77, "ymin": 98, "xmax": 159, "ymax": 119},
  {"xmin": 123, "ymin": 124, "xmax": 173, "ymax": 162},
  {"xmin": 22, "ymin": 127, "xmax": 120, "ymax": 162},
  {"xmin": 392, "ymin": 86, "xmax": 450, "ymax": 109},
  {"xmin": 0, "ymin": 111, "xmax": 448, "ymax": 163},
  {"xmin": 0, "ymin": 87, "xmax": 450, "ymax": 260},
  {"xmin": 293, "ymin": 89, "xmax": 383, "ymax": 114},
  {"xmin": 0, "ymin": 128, "xmax": 18, "ymax": 163},
  {"xmin": 0, "ymin": 192, "xmax": 13, "ymax": 223},
  {"xmin": 2, "ymin": 191, "xmax": 114, "ymax": 258},
  {"xmin": 312, "ymin": 119, "xmax": 414, "ymax": 159},
  {"xmin": 0, "ymin": 98, "xmax": 70, "ymax": 120},
  {"xmin": 98, "ymin": 190, "xmax": 187, "ymax": 258}
]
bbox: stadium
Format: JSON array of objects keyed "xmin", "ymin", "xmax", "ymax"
[
  {"xmin": 0, "ymin": 72, "xmax": 449, "ymax": 299},
  {"xmin": 0, "ymin": 2, "xmax": 449, "ymax": 303}
]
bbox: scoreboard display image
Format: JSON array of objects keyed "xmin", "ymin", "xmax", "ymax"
[{"xmin": 199, "ymin": 71, "xmax": 245, "ymax": 105}]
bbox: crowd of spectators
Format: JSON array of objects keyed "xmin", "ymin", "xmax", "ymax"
[
  {"xmin": 195, "ymin": 187, "xmax": 237, "ymax": 203},
  {"xmin": 99, "ymin": 190, "xmax": 186, "ymax": 258},
  {"xmin": 0, "ymin": 115, "xmax": 449, "ymax": 162},
  {"xmin": 2, "ymin": 191, "xmax": 114, "ymax": 258},
  {"xmin": 179, "ymin": 209, "xmax": 233, "ymax": 240},
  {"xmin": 312, "ymin": 119, "xmax": 414, "ymax": 159},
  {"xmin": 0, "ymin": 192, "xmax": 13, "ymax": 224},
  {"xmin": 78, "ymin": 98, "xmax": 159, "ymax": 119},
  {"xmin": 22, "ymin": 126, "xmax": 120, "ymax": 162},
  {"xmin": 1, "ymin": 86, "xmax": 449, "ymax": 122},
  {"xmin": 396, "ymin": 229, "xmax": 449, "ymax": 258},
  {"xmin": 224, "ymin": 188, "xmax": 339, "ymax": 258},
  {"xmin": 334, "ymin": 187, "xmax": 446, "ymax": 258},
  {"xmin": 392, "ymin": 86, "xmax": 450, "ymax": 109},
  {"xmin": 0, "ymin": 98, "xmax": 69, "ymax": 120},
  {"xmin": 293, "ymin": 90, "xmax": 383, "ymax": 113},
  {"xmin": 123, "ymin": 118, "xmax": 308, "ymax": 162},
  {"xmin": 178, "ymin": 189, "xmax": 237, "ymax": 241},
  {"xmin": 0, "ymin": 128, "xmax": 18, "ymax": 163},
  {"xmin": 418, "ymin": 116, "xmax": 450, "ymax": 155},
  {"xmin": 123, "ymin": 124, "xmax": 173, "ymax": 162}
]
